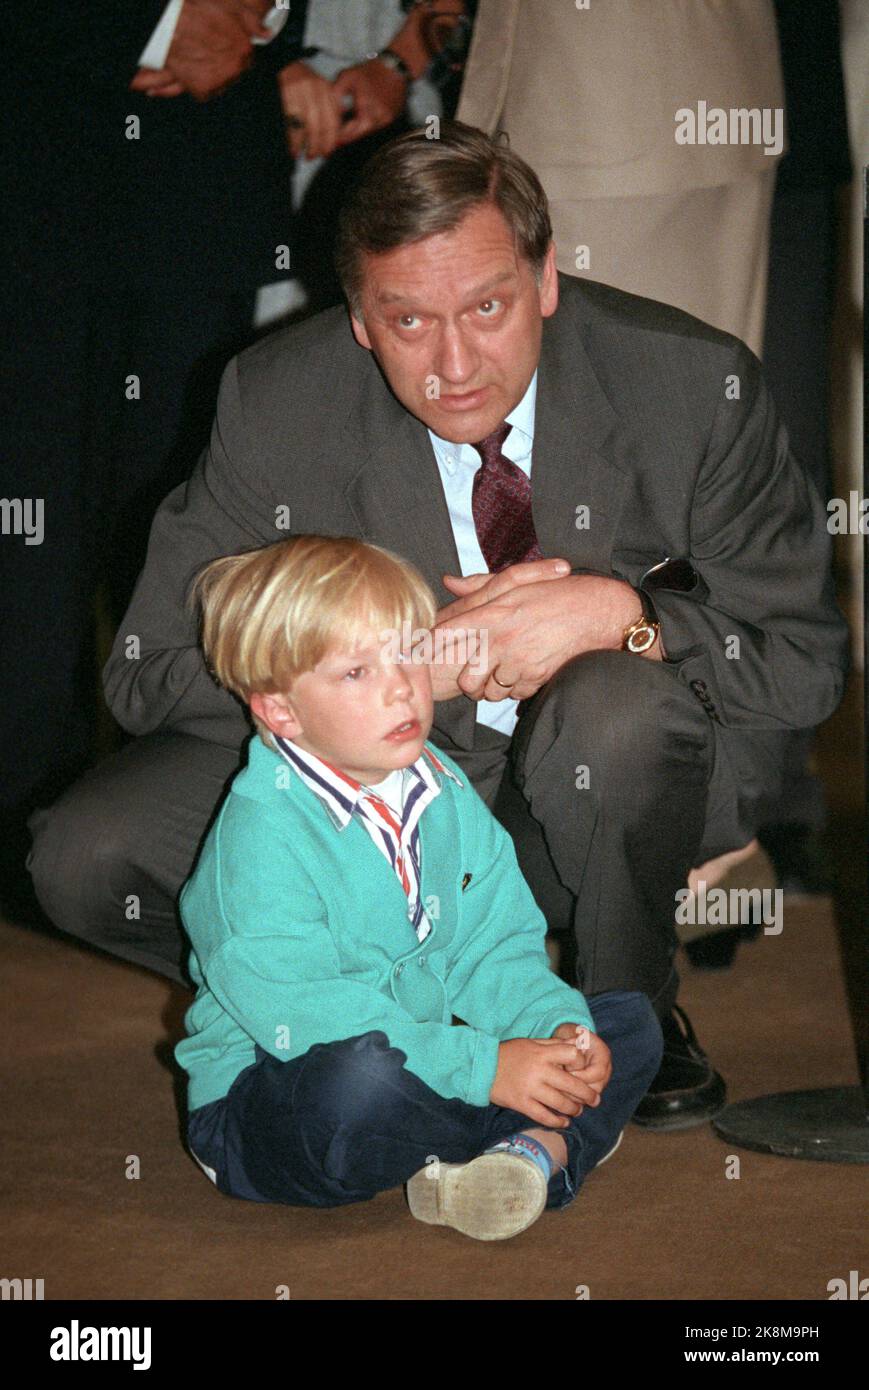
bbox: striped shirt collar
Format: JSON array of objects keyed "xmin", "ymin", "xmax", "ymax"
[{"xmin": 272, "ymin": 736, "xmax": 462, "ymax": 831}]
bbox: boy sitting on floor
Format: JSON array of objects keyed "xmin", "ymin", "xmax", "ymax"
[{"xmin": 175, "ymin": 535, "xmax": 662, "ymax": 1240}]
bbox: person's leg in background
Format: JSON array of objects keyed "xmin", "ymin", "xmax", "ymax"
[
  {"xmin": 0, "ymin": 68, "xmax": 113, "ymax": 925},
  {"xmin": 27, "ymin": 732, "xmax": 245, "ymax": 984},
  {"xmin": 757, "ymin": 178, "xmax": 840, "ymax": 891},
  {"xmin": 547, "ymin": 169, "xmax": 778, "ymax": 359},
  {"xmin": 0, "ymin": 74, "xmax": 292, "ymax": 926}
]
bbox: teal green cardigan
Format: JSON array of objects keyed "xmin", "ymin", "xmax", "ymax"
[{"xmin": 176, "ymin": 735, "xmax": 595, "ymax": 1113}]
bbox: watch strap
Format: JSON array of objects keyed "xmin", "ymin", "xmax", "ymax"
[
  {"xmin": 635, "ymin": 584, "xmax": 660, "ymax": 626},
  {"xmin": 376, "ymin": 47, "xmax": 413, "ymax": 82}
]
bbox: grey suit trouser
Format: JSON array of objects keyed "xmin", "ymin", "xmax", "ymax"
[{"xmin": 26, "ymin": 651, "xmax": 787, "ymax": 1015}]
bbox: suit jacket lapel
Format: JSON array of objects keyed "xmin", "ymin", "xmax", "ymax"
[
  {"xmin": 532, "ymin": 289, "xmax": 628, "ymax": 575},
  {"xmin": 341, "ymin": 370, "xmax": 461, "ymax": 606}
]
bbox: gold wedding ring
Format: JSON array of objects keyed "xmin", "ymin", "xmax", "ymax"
[{"xmin": 491, "ymin": 669, "xmax": 514, "ymax": 689}]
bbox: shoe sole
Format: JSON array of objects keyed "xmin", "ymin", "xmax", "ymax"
[
  {"xmin": 594, "ymin": 1128, "xmax": 624, "ymax": 1166},
  {"xmin": 406, "ymin": 1151, "xmax": 549, "ymax": 1241},
  {"xmin": 631, "ymin": 1097, "xmax": 727, "ymax": 1132}
]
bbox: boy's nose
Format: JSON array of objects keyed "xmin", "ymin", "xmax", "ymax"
[{"xmin": 385, "ymin": 665, "xmax": 414, "ymax": 701}]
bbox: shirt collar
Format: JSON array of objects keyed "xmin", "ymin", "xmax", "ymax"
[
  {"xmin": 427, "ymin": 368, "xmax": 538, "ymax": 477},
  {"xmin": 272, "ymin": 736, "xmax": 462, "ymax": 832}
]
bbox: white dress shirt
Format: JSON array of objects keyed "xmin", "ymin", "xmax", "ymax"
[{"xmin": 427, "ymin": 369, "xmax": 539, "ymax": 737}]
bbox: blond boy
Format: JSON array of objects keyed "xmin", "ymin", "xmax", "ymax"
[{"xmin": 175, "ymin": 535, "xmax": 662, "ymax": 1239}]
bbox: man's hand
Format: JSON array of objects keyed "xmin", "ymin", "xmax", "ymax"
[
  {"xmin": 549, "ymin": 1023, "xmax": 612, "ymax": 1092},
  {"xmin": 489, "ymin": 1038, "xmax": 603, "ymax": 1129},
  {"xmin": 435, "ymin": 561, "xmax": 652, "ymax": 703},
  {"xmin": 427, "ymin": 559, "xmax": 568, "ymax": 702},
  {"xmin": 331, "ymin": 60, "xmax": 409, "ymax": 148},
  {"xmin": 130, "ymin": 0, "xmax": 271, "ymax": 102},
  {"xmin": 278, "ymin": 62, "xmax": 347, "ymax": 159}
]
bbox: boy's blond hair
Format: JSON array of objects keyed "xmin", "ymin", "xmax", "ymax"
[{"xmin": 187, "ymin": 535, "xmax": 437, "ymax": 750}]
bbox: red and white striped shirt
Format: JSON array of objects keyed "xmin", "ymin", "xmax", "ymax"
[{"xmin": 272, "ymin": 737, "xmax": 462, "ymax": 943}]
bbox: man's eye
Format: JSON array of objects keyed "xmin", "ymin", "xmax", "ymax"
[
  {"xmin": 478, "ymin": 299, "xmax": 503, "ymax": 317},
  {"xmin": 398, "ymin": 313, "xmax": 422, "ymax": 329}
]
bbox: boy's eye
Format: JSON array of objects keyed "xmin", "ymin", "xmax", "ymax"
[{"xmin": 343, "ymin": 666, "xmax": 365, "ymax": 681}]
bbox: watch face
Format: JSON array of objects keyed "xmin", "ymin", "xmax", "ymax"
[{"xmin": 626, "ymin": 623, "xmax": 658, "ymax": 654}]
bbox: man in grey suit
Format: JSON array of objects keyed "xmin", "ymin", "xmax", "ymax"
[{"xmin": 28, "ymin": 123, "xmax": 848, "ymax": 1131}]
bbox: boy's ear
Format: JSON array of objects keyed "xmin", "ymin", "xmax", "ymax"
[{"xmin": 249, "ymin": 691, "xmax": 302, "ymax": 739}]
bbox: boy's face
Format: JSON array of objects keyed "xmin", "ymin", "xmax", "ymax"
[{"xmin": 251, "ymin": 624, "xmax": 434, "ymax": 785}]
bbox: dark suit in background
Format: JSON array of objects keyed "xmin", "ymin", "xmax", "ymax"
[
  {"xmin": 1, "ymin": 5, "xmax": 306, "ymax": 905},
  {"xmin": 760, "ymin": 0, "xmax": 853, "ymax": 858},
  {"xmin": 27, "ymin": 275, "xmax": 849, "ymax": 1008}
]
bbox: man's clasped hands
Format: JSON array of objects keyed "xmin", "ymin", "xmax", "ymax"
[{"xmin": 433, "ymin": 556, "xmax": 651, "ymax": 704}]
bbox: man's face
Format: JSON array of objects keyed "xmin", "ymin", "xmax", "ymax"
[
  {"xmin": 350, "ymin": 202, "xmax": 558, "ymax": 443},
  {"xmin": 251, "ymin": 623, "xmax": 435, "ymax": 786}
]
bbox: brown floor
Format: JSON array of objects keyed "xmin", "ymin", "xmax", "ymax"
[
  {"xmin": 2, "ymin": 886, "xmax": 866, "ymax": 1301},
  {"xmin": 4, "ymin": 654, "xmax": 866, "ymax": 1301}
]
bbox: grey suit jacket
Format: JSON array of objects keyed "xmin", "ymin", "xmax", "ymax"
[{"xmin": 104, "ymin": 274, "xmax": 848, "ymax": 756}]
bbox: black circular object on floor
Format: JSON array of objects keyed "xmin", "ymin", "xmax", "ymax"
[{"xmin": 712, "ymin": 1086, "xmax": 869, "ymax": 1163}]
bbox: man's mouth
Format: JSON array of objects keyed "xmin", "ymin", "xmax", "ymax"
[{"xmin": 437, "ymin": 385, "xmax": 489, "ymax": 411}]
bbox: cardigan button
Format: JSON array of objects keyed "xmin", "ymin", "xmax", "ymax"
[
  {"xmin": 395, "ymin": 963, "xmax": 404, "ymax": 976},
  {"xmin": 418, "ymin": 957, "xmax": 426, "ymax": 967}
]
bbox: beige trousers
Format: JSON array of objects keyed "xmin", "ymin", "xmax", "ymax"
[{"xmin": 548, "ymin": 170, "xmax": 778, "ymax": 359}]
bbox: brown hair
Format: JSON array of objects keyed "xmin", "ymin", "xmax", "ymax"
[
  {"xmin": 187, "ymin": 535, "xmax": 437, "ymax": 750},
  {"xmin": 334, "ymin": 120, "xmax": 553, "ymax": 317}
]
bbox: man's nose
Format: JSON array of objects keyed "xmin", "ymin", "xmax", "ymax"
[{"xmin": 433, "ymin": 323, "xmax": 478, "ymax": 384}]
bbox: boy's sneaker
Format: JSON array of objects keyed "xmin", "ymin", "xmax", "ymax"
[
  {"xmin": 594, "ymin": 1128, "xmax": 624, "ymax": 1167},
  {"xmin": 406, "ymin": 1149, "xmax": 549, "ymax": 1241}
]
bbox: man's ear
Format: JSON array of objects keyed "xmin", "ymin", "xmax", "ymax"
[
  {"xmin": 350, "ymin": 311, "xmax": 372, "ymax": 351},
  {"xmin": 249, "ymin": 690, "xmax": 302, "ymax": 740},
  {"xmin": 538, "ymin": 241, "xmax": 559, "ymax": 319}
]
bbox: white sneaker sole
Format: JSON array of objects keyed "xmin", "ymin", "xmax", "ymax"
[
  {"xmin": 406, "ymin": 1151, "xmax": 549, "ymax": 1241},
  {"xmin": 594, "ymin": 1128, "xmax": 624, "ymax": 1168}
]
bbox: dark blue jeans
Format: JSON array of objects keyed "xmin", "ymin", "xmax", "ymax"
[{"xmin": 186, "ymin": 990, "xmax": 663, "ymax": 1211}]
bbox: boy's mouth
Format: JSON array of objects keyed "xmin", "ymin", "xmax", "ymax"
[{"xmin": 384, "ymin": 718, "xmax": 421, "ymax": 744}]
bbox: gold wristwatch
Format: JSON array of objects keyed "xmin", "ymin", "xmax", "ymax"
[{"xmin": 621, "ymin": 588, "xmax": 660, "ymax": 654}]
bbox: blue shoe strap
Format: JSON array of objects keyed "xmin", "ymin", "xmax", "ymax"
[{"xmin": 484, "ymin": 1132, "xmax": 556, "ymax": 1182}]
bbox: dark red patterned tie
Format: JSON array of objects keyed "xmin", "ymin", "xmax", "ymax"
[{"xmin": 471, "ymin": 422, "xmax": 543, "ymax": 572}]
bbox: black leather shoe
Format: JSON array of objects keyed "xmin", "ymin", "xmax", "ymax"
[
  {"xmin": 684, "ymin": 922, "xmax": 761, "ymax": 970},
  {"xmin": 757, "ymin": 822, "xmax": 834, "ymax": 896},
  {"xmin": 631, "ymin": 1005, "xmax": 726, "ymax": 1131}
]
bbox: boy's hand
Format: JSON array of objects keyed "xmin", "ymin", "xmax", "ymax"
[
  {"xmin": 490, "ymin": 1038, "xmax": 603, "ymax": 1128},
  {"xmin": 549, "ymin": 1023, "xmax": 612, "ymax": 1093}
]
